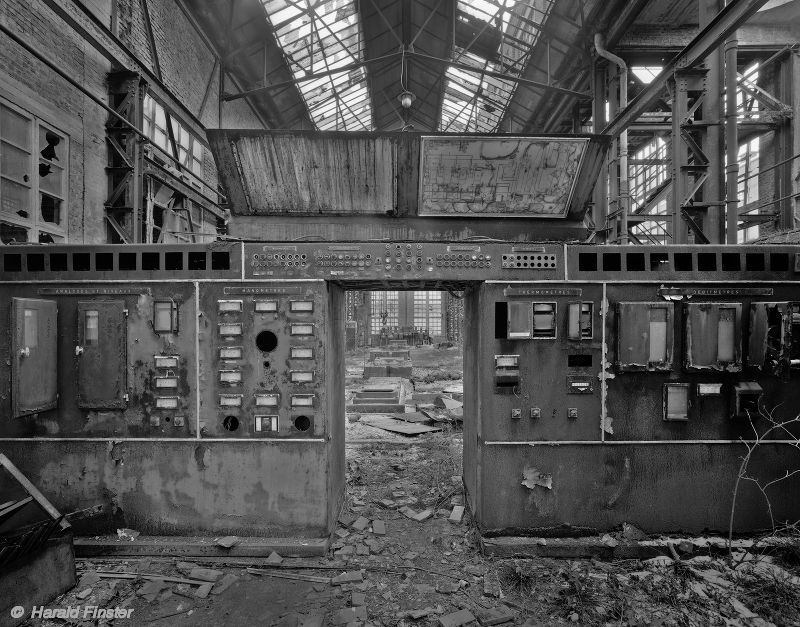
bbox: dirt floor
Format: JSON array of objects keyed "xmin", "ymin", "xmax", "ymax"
[{"xmin": 33, "ymin": 345, "xmax": 800, "ymax": 627}]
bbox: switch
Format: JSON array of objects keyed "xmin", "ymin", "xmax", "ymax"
[
  {"xmin": 173, "ymin": 415, "xmax": 185, "ymax": 427},
  {"xmin": 511, "ymin": 408, "xmax": 522, "ymax": 419},
  {"xmin": 150, "ymin": 415, "xmax": 161, "ymax": 427},
  {"xmin": 530, "ymin": 407, "xmax": 541, "ymax": 419},
  {"xmin": 567, "ymin": 408, "xmax": 578, "ymax": 419}
]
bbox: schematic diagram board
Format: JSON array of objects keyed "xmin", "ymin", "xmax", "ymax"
[{"xmin": 418, "ymin": 136, "xmax": 589, "ymax": 217}]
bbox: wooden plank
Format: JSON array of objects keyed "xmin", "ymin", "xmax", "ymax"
[
  {"xmin": 0, "ymin": 496, "xmax": 34, "ymax": 522},
  {"xmin": 360, "ymin": 415, "xmax": 442, "ymax": 435},
  {"xmin": 74, "ymin": 536, "xmax": 329, "ymax": 558}
]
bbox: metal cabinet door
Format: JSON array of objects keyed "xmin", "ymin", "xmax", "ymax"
[
  {"xmin": 11, "ymin": 298, "xmax": 58, "ymax": 418},
  {"xmin": 76, "ymin": 301, "xmax": 127, "ymax": 409}
]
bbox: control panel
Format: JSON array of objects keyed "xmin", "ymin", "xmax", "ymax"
[{"xmin": 245, "ymin": 242, "xmax": 561, "ymax": 281}]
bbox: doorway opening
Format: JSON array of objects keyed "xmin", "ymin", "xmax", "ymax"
[{"xmin": 338, "ymin": 288, "xmax": 466, "ymax": 545}]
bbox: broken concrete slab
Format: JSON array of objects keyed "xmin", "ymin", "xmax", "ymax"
[
  {"xmin": 436, "ymin": 581, "xmax": 460, "ymax": 594},
  {"xmin": 413, "ymin": 509, "xmax": 434, "ymax": 522},
  {"xmin": 265, "ymin": 551, "xmax": 284, "ymax": 565},
  {"xmin": 439, "ymin": 609, "xmax": 476, "ymax": 627},
  {"xmin": 483, "ymin": 570, "xmax": 502, "ymax": 598},
  {"xmin": 476, "ymin": 607, "xmax": 515, "ymax": 626},
  {"xmin": 449, "ymin": 506, "xmax": 465, "ymax": 524},
  {"xmin": 351, "ymin": 591, "xmax": 366, "ymax": 606},
  {"xmin": 434, "ymin": 396, "xmax": 463, "ymax": 411},
  {"xmin": 188, "ymin": 568, "xmax": 223, "ymax": 582},
  {"xmin": 214, "ymin": 535, "xmax": 239, "ymax": 549},
  {"xmin": 194, "ymin": 583, "xmax": 213, "ymax": 599},
  {"xmin": 361, "ymin": 415, "xmax": 443, "ymax": 435},
  {"xmin": 332, "ymin": 571, "xmax": 363, "ymax": 585},
  {"xmin": 331, "ymin": 606, "xmax": 368, "ymax": 624},
  {"xmin": 371, "ymin": 519, "xmax": 386, "ymax": 535},
  {"xmin": 211, "ymin": 573, "xmax": 238, "ymax": 595},
  {"xmin": 352, "ymin": 516, "xmax": 370, "ymax": 531}
]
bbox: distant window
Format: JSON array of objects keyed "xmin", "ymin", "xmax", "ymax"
[
  {"xmin": 0, "ymin": 98, "xmax": 68, "ymax": 243},
  {"xmin": 370, "ymin": 291, "xmax": 399, "ymax": 334},
  {"xmin": 142, "ymin": 94, "xmax": 203, "ymax": 177},
  {"xmin": 413, "ymin": 291, "xmax": 443, "ymax": 335}
]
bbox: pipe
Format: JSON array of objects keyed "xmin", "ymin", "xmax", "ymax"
[
  {"xmin": 595, "ymin": 33, "xmax": 629, "ymax": 244},
  {"xmin": 725, "ymin": 34, "xmax": 740, "ymax": 243}
]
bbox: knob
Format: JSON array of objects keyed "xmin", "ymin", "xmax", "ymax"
[{"xmin": 74, "ymin": 346, "xmax": 84, "ymax": 356}]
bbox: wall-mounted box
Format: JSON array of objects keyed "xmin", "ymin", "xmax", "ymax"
[
  {"xmin": 217, "ymin": 300, "xmax": 243, "ymax": 313},
  {"xmin": 697, "ymin": 383, "xmax": 723, "ymax": 397},
  {"xmin": 507, "ymin": 302, "xmax": 532, "ymax": 339},
  {"xmin": 566, "ymin": 375, "xmax": 593, "ymax": 394},
  {"xmin": 290, "ymin": 347, "xmax": 314, "ymax": 359},
  {"xmin": 11, "ymin": 297, "xmax": 58, "ymax": 418},
  {"xmin": 254, "ymin": 415, "xmax": 279, "ymax": 433},
  {"xmin": 291, "ymin": 394, "xmax": 315, "ymax": 407},
  {"xmin": 77, "ymin": 301, "xmax": 127, "ymax": 409},
  {"xmin": 154, "ymin": 355, "xmax": 179, "ymax": 369},
  {"xmin": 289, "ymin": 300, "xmax": 314, "ymax": 313},
  {"xmin": 732, "ymin": 382, "xmax": 763, "ymax": 418},
  {"xmin": 685, "ymin": 303, "xmax": 742, "ymax": 372},
  {"xmin": 567, "ymin": 302, "xmax": 593, "ymax": 340},
  {"xmin": 290, "ymin": 371, "xmax": 314, "ymax": 383},
  {"xmin": 532, "ymin": 303, "xmax": 557, "ymax": 338},
  {"xmin": 255, "ymin": 300, "xmax": 278, "ymax": 313},
  {"xmin": 255, "ymin": 393, "xmax": 280, "ymax": 407},
  {"xmin": 156, "ymin": 397, "xmax": 179, "ymax": 409},
  {"xmin": 218, "ymin": 370, "xmax": 242, "ymax": 384},
  {"xmin": 219, "ymin": 394, "xmax": 242, "ymax": 407},
  {"xmin": 663, "ymin": 383, "xmax": 690, "ymax": 421},
  {"xmin": 219, "ymin": 346, "xmax": 242, "ymax": 360},
  {"xmin": 748, "ymin": 302, "xmax": 790, "ymax": 373},
  {"xmin": 494, "ymin": 354, "xmax": 520, "ymax": 391},
  {"xmin": 153, "ymin": 300, "xmax": 179, "ymax": 333},
  {"xmin": 616, "ymin": 302, "xmax": 674, "ymax": 371},
  {"xmin": 218, "ymin": 323, "xmax": 243, "ymax": 337}
]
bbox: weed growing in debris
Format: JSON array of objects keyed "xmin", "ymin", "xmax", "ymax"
[
  {"xmin": 733, "ymin": 569, "xmax": 800, "ymax": 626},
  {"xmin": 557, "ymin": 566, "xmax": 601, "ymax": 620},
  {"xmin": 498, "ymin": 560, "xmax": 539, "ymax": 595}
]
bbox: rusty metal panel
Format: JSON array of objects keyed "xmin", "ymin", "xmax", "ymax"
[
  {"xmin": 684, "ymin": 303, "xmax": 742, "ymax": 372},
  {"xmin": 76, "ymin": 301, "xmax": 127, "ymax": 409},
  {"xmin": 11, "ymin": 298, "xmax": 58, "ymax": 418}
]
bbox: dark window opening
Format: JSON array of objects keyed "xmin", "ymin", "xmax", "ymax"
[
  {"xmin": 578, "ymin": 253, "xmax": 597, "ymax": 271},
  {"xmin": 674, "ymin": 253, "xmax": 693, "ymax": 271},
  {"xmin": 142, "ymin": 252, "xmax": 160, "ymax": 271},
  {"xmin": 495, "ymin": 302, "xmax": 508, "ymax": 339},
  {"xmin": 49, "ymin": 253, "xmax": 67, "ymax": 271},
  {"xmin": 3, "ymin": 254, "xmax": 21, "ymax": 272},
  {"xmin": 697, "ymin": 253, "xmax": 717, "ymax": 271},
  {"xmin": 650, "ymin": 253, "xmax": 669, "ymax": 271},
  {"xmin": 568, "ymin": 354, "xmax": 592, "ymax": 368},
  {"xmin": 96, "ymin": 252, "xmax": 114, "ymax": 271},
  {"xmin": 165, "ymin": 252, "xmax": 183, "ymax": 271},
  {"xmin": 188, "ymin": 252, "xmax": 206, "ymax": 270},
  {"xmin": 119, "ymin": 252, "xmax": 136, "ymax": 271},
  {"xmin": 626, "ymin": 253, "xmax": 645, "ymax": 271},
  {"xmin": 211, "ymin": 251, "xmax": 230, "ymax": 270},
  {"xmin": 770, "ymin": 253, "xmax": 789, "ymax": 271},
  {"xmin": 26, "ymin": 253, "xmax": 45, "ymax": 272},
  {"xmin": 745, "ymin": 253, "xmax": 764, "ymax": 271},
  {"xmin": 721, "ymin": 253, "xmax": 741, "ymax": 271},
  {"xmin": 73, "ymin": 252, "xmax": 91, "ymax": 271},
  {"xmin": 602, "ymin": 253, "xmax": 621, "ymax": 271}
]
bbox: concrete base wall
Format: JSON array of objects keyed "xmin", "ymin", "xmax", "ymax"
[
  {"xmin": 0, "ymin": 441, "xmax": 332, "ymax": 537},
  {"xmin": 1, "ymin": 532, "xmax": 76, "ymax": 625}
]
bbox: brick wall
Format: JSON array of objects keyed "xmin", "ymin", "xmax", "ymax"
[{"xmin": 1, "ymin": 0, "xmax": 265, "ymax": 244}]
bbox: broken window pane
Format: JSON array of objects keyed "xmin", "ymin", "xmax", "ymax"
[
  {"xmin": 507, "ymin": 301, "xmax": 531, "ymax": 339},
  {"xmin": 0, "ymin": 105, "xmax": 31, "ymax": 147},
  {"xmin": 38, "ymin": 231, "xmax": 63, "ymax": 244},
  {"xmin": 39, "ymin": 163, "xmax": 63, "ymax": 196},
  {"xmin": 1, "ymin": 178, "xmax": 31, "ymax": 220},
  {"xmin": 717, "ymin": 308, "xmax": 736, "ymax": 362},
  {"xmin": 40, "ymin": 194, "xmax": 62, "ymax": 224},
  {"xmin": 39, "ymin": 129, "xmax": 62, "ymax": 161},
  {"xmin": 1, "ymin": 141, "xmax": 31, "ymax": 181},
  {"xmin": 0, "ymin": 220, "xmax": 28, "ymax": 243}
]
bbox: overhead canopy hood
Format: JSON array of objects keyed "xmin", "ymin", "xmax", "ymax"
[{"xmin": 208, "ymin": 131, "xmax": 609, "ymax": 222}]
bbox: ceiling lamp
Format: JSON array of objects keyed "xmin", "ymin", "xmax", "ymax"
[{"xmin": 398, "ymin": 90, "xmax": 416, "ymax": 109}]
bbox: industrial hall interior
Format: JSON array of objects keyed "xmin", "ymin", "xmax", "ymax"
[{"xmin": 1, "ymin": 0, "xmax": 800, "ymax": 625}]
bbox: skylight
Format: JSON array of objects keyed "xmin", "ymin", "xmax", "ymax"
[
  {"xmin": 261, "ymin": 0, "xmax": 373, "ymax": 131},
  {"xmin": 440, "ymin": 0, "xmax": 555, "ymax": 132}
]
